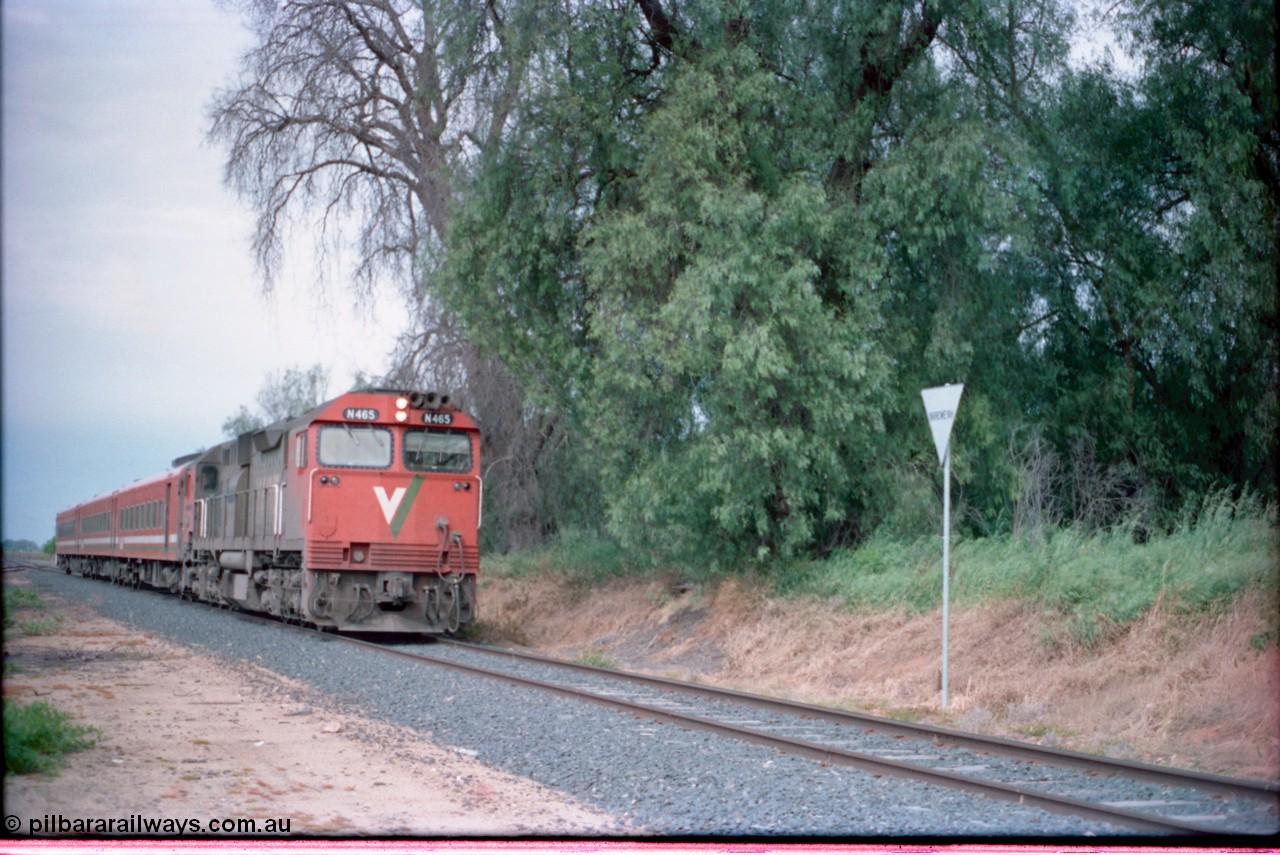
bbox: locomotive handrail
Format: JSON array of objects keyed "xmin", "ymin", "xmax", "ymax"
[{"xmin": 306, "ymin": 468, "xmax": 320, "ymax": 522}]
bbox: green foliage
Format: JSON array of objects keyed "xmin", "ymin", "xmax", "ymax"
[
  {"xmin": 582, "ymin": 42, "xmax": 891, "ymax": 563},
  {"xmin": 214, "ymin": 0, "xmax": 1277, "ymax": 560},
  {"xmin": 3, "ymin": 587, "xmax": 45, "ymax": 629},
  {"xmin": 576, "ymin": 650, "xmax": 617, "ymax": 670},
  {"xmin": 4, "ymin": 587, "xmax": 62, "ymax": 636},
  {"xmin": 482, "ymin": 527, "xmax": 655, "ymax": 586},
  {"xmin": 16, "ymin": 617, "xmax": 62, "ymax": 637},
  {"xmin": 221, "ymin": 364, "xmax": 330, "ymax": 438},
  {"xmin": 3, "ymin": 539, "xmax": 41, "ymax": 554},
  {"xmin": 427, "ymin": 0, "xmax": 1275, "ymax": 560},
  {"xmin": 4, "ymin": 700, "xmax": 98, "ymax": 775},
  {"xmin": 780, "ymin": 496, "xmax": 1277, "ymax": 647},
  {"xmin": 1018, "ymin": 0, "xmax": 1279, "ymax": 517}
]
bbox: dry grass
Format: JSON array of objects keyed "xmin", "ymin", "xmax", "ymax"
[{"xmin": 475, "ymin": 573, "xmax": 1279, "ymax": 779}]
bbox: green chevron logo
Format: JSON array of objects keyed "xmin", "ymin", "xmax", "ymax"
[{"xmin": 373, "ymin": 476, "xmax": 424, "ymax": 538}]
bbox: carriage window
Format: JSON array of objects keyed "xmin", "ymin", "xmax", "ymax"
[
  {"xmin": 404, "ymin": 429, "xmax": 472, "ymax": 473},
  {"xmin": 318, "ymin": 425, "xmax": 392, "ymax": 468}
]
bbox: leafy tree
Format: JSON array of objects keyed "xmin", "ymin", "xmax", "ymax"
[
  {"xmin": 1123, "ymin": 0, "xmax": 1278, "ymax": 499},
  {"xmin": 440, "ymin": 0, "xmax": 1089, "ymax": 555},
  {"xmin": 209, "ymin": 0, "xmax": 547, "ymax": 291},
  {"xmin": 212, "ymin": 0, "xmax": 1277, "ymax": 561},
  {"xmin": 581, "ymin": 41, "xmax": 892, "ymax": 560},
  {"xmin": 2, "ymin": 539, "xmax": 41, "ymax": 553},
  {"xmin": 1015, "ymin": 0, "xmax": 1278, "ymax": 520},
  {"xmin": 221, "ymin": 364, "xmax": 331, "ymax": 437}
]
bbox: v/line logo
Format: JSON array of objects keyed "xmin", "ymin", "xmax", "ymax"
[
  {"xmin": 373, "ymin": 477, "xmax": 424, "ymax": 537},
  {"xmin": 374, "ymin": 486, "xmax": 406, "ymax": 523}
]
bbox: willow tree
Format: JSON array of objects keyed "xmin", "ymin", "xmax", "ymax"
[
  {"xmin": 1015, "ymin": 0, "xmax": 1279, "ymax": 516},
  {"xmin": 440, "ymin": 0, "xmax": 1082, "ymax": 558},
  {"xmin": 209, "ymin": 0, "xmax": 568, "ymax": 549},
  {"xmin": 209, "ymin": 0, "xmax": 544, "ymax": 287}
]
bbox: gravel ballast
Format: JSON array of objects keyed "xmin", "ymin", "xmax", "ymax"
[{"xmin": 32, "ymin": 570, "xmax": 1136, "ymax": 838}]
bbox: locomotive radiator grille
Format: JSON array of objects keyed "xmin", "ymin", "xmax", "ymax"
[
  {"xmin": 370, "ymin": 543, "xmax": 479, "ymax": 572},
  {"xmin": 307, "ymin": 542, "xmax": 479, "ymax": 572},
  {"xmin": 307, "ymin": 543, "xmax": 346, "ymax": 568},
  {"xmin": 369, "ymin": 543, "xmax": 433, "ymax": 570}
]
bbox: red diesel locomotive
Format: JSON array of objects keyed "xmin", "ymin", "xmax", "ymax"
[{"xmin": 55, "ymin": 390, "xmax": 480, "ymax": 634}]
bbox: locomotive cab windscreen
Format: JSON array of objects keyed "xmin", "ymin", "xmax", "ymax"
[
  {"xmin": 317, "ymin": 425, "xmax": 394, "ymax": 468},
  {"xmin": 404, "ymin": 429, "xmax": 472, "ymax": 472}
]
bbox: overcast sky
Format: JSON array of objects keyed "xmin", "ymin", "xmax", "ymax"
[{"xmin": 2, "ymin": 0, "xmax": 410, "ymax": 542}]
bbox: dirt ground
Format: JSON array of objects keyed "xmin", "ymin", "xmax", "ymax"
[
  {"xmin": 5, "ymin": 559, "xmax": 1277, "ymax": 841},
  {"xmin": 2, "ymin": 568, "xmax": 626, "ymax": 838},
  {"xmin": 475, "ymin": 572, "xmax": 1280, "ymax": 781}
]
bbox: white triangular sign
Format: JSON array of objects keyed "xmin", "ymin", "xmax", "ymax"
[{"xmin": 921, "ymin": 384, "xmax": 964, "ymax": 465}]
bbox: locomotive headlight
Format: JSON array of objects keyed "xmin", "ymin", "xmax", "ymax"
[
  {"xmin": 352, "ymin": 548, "xmax": 366, "ymax": 563},
  {"xmin": 396, "ymin": 396, "xmax": 409, "ymax": 410},
  {"xmin": 395, "ymin": 411, "xmax": 407, "ymax": 422}
]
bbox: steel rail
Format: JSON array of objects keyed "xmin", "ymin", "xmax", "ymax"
[
  {"xmin": 23, "ymin": 564, "xmax": 1275, "ymax": 836},
  {"xmin": 335, "ymin": 635, "xmax": 1259, "ymax": 835},
  {"xmin": 439, "ymin": 638, "xmax": 1280, "ymax": 800}
]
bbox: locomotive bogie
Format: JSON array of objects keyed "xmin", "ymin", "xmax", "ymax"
[{"xmin": 54, "ymin": 390, "xmax": 482, "ymax": 635}]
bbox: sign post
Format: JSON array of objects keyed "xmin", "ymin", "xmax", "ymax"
[{"xmin": 921, "ymin": 383, "xmax": 963, "ymax": 711}]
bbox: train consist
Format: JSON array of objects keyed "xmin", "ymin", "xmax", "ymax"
[{"xmin": 55, "ymin": 390, "xmax": 481, "ymax": 634}]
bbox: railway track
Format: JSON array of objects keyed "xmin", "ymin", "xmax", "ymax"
[
  {"xmin": 2, "ymin": 556, "xmax": 53, "ymax": 574},
  {"xmin": 14, "ymin": 561, "xmax": 1279, "ymax": 836},
  {"xmin": 365, "ymin": 636, "xmax": 1277, "ymax": 836}
]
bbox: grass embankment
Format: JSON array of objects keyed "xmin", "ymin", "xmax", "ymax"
[
  {"xmin": 485, "ymin": 492, "xmax": 1279, "ymax": 651},
  {"xmin": 477, "ymin": 495, "xmax": 1277, "ymax": 775},
  {"xmin": 784, "ymin": 492, "xmax": 1278, "ymax": 649},
  {"xmin": 3, "ymin": 587, "xmax": 99, "ymax": 775}
]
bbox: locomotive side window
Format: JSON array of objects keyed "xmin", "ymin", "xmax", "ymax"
[
  {"xmin": 317, "ymin": 425, "xmax": 392, "ymax": 468},
  {"xmin": 404, "ymin": 429, "xmax": 472, "ymax": 473}
]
